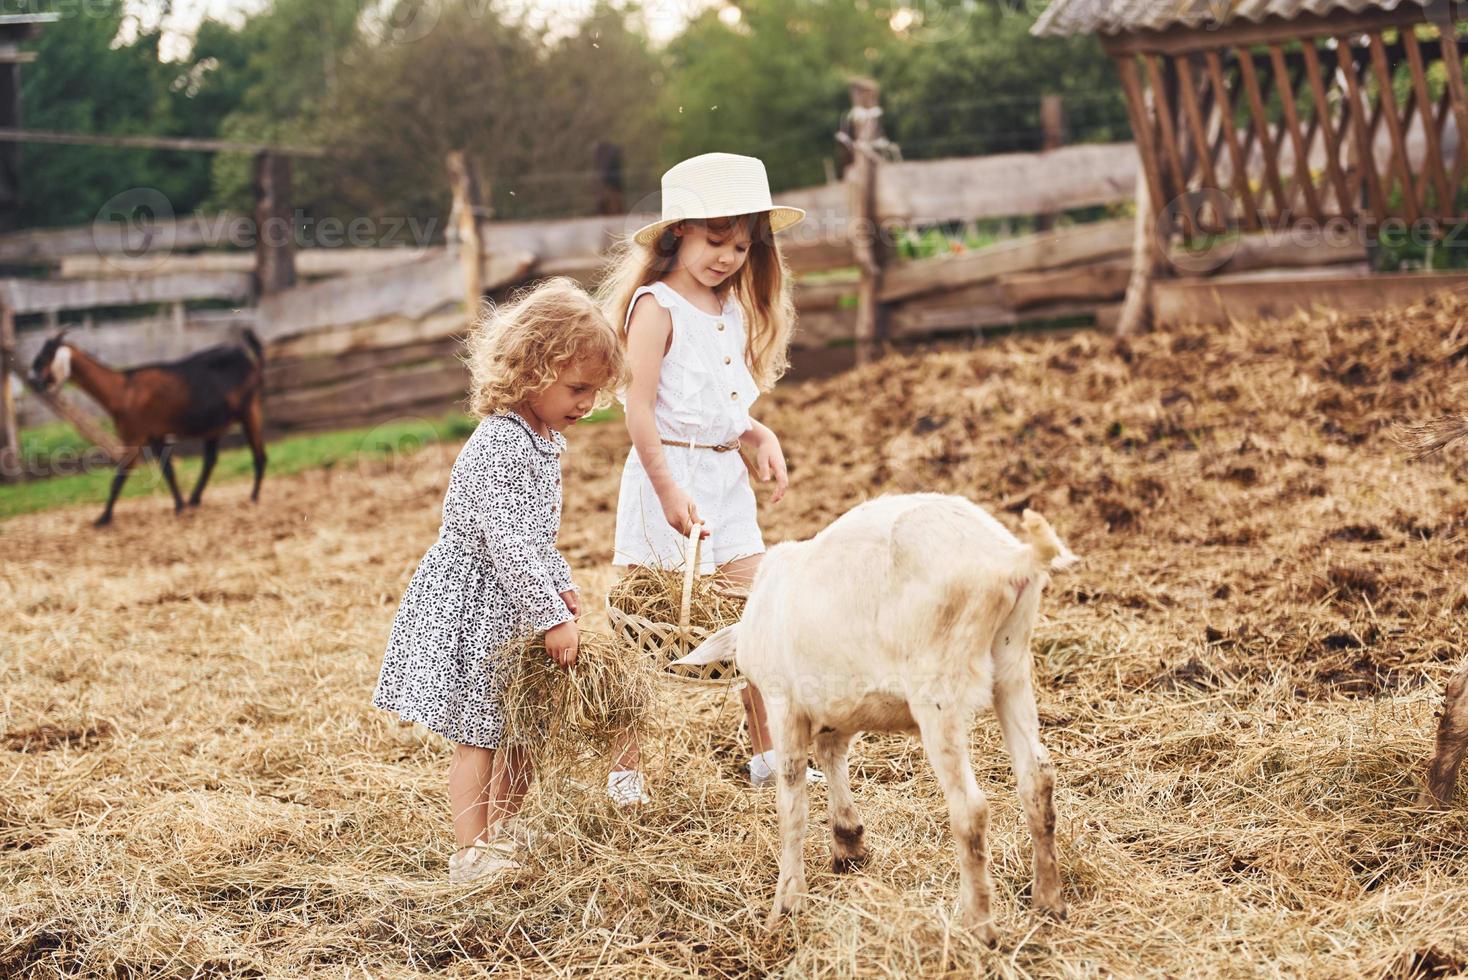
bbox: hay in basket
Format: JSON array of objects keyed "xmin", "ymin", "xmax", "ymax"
[
  {"xmin": 606, "ymin": 525, "xmax": 746, "ymax": 686},
  {"xmin": 501, "ymin": 628, "xmax": 658, "ymax": 772}
]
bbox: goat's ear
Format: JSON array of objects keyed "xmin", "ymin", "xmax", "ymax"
[{"xmin": 672, "ymin": 624, "xmax": 738, "ymax": 666}]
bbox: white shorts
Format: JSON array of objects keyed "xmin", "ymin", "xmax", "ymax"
[{"xmin": 613, "ymin": 445, "xmax": 764, "ymax": 575}]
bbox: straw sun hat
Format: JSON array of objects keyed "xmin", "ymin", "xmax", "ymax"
[{"xmin": 631, "ymin": 152, "xmax": 806, "ymax": 247}]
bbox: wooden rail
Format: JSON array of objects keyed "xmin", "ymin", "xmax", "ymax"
[{"xmin": 0, "ymin": 132, "xmax": 1399, "ymax": 446}]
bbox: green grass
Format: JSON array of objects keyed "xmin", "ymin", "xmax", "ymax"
[
  {"xmin": 3, "ymin": 404, "xmax": 626, "ymax": 522},
  {"xmin": 580, "ymin": 404, "xmax": 622, "ymax": 425},
  {"xmin": 892, "ymin": 208, "xmax": 1134, "ymax": 263},
  {"xmin": 18, "ymin": 419, "xmax": 116, "ymax": 460},
  {"xmin": 793, "ymin": 266, "xmax": 860, "ymax": 286},
  {"xmin": 1, "ymin": 412, "xmax": 459, "ymax": 521},
  {"xmin": 895, "ymin": 225, "xmax": 1003, "ymax": 260}
]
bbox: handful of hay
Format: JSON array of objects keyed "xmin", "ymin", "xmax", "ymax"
[
  {"xmin": 501, "ymin": 628, "xmax": 657, "ymax": 771},
  {"xmin": 606, "ymin": 550, "xmax": 747, "ymax": 686}
]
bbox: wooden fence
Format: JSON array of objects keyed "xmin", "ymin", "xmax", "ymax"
[
  {"xmin": 0, "ymin": 83, "xmax": 1394, "ymax": 478},
  {"xmin": 0, "ymin": 134, "xmax": 1146, "ymax": 439}
]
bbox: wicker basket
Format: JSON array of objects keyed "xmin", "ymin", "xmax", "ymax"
[{"xmin": 605, "ymin": 524, "xmax": 743, "ymax": 687}]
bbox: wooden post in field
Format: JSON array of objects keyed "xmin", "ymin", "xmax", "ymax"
[
  {"xmin": 1117, "ymin": 162, "xmax": 1160, "ymax": 337},
  {"xmin": 253, "ymin": 151, "xmax": 296, "ymax": 295},
  {"xmin": 1036, "ymin": 95, "xmax": 1066, "ymax": 232},
  {"xmin": 0, "ymin": 304, "xmax": 18, "ymax": 481},
  {"xmin": 447, "ymin": 150, "xmax": 486, "ymax": 318},
  {"xmin": 0, "ymin": 338, "xmax": 122, "ymax": 469},
  {"xmin": 8, "ymin": 367, "xmax": 125, "ymax": 463},
  {"xmin": 848, "ymin": 77, "xmax": 885, "ymax": 367}
]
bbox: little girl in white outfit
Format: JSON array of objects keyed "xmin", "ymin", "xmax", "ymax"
[
  {"xmin": 612, "ymin": 278, "xmax": 764, "ymax": 573},
  {"xmin": 599, "ymin": 152, "xmax": 822, "ymax": 790}
]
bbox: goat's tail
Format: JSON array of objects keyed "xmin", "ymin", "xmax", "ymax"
[
  {"xmin": 241, "ymin": 328, "xmax": 264, "ymax": 366},
  {"xmin": 1021, "ymin": 509, "xmax": 1078, "ymax": 573}
]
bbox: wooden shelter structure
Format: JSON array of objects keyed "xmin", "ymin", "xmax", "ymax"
[{"xmin": 1032, "ymin": 0, "xmax": 1468, "ymax": 243}]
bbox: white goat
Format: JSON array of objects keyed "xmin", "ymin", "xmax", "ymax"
[{"xmin": 677, "ymin": 493, "xmax": 1075, "ymax": 941}]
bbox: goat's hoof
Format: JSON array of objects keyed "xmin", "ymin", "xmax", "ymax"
[
  {"xmin": 965, "ymin": 918, "xmax": 999, "ymax": 948},
  {"xmin": 766, "ymin": 888, "xmax": 805, "ymax": 929},
  {"xmin": 93, "ymin": 516, "xmax": 112, "ymax": 528},
  {"xmin": 1036, "ymin": 900, "xmax": 1067, "ymax": 922},
  {"xmin": 832, "ymin": 846, "xmax": 869, "ymax": 873},
  {"xmin": 186, "ymin": 499, "xmax": 201, "ymax": 509},
  {"xmin": 764, "ymin": 903, "xmax": 797, "ymax": 930},
  {"xmin": 1420, "ymin": 783, "xmax": 1454, "ymax": 810}
]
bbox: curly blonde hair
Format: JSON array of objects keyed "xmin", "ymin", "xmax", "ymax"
[
  {"xmin": 464, "ymin": 277, "xmax": 627, "ymax": 419},
  {"xmin": 594, "ymin": 212, "xmax": 795, "ymax": 392}
]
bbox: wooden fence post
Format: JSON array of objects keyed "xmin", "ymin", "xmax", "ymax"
[
  {"xmin": 1036, "ymin": 95, "xmax": 1066, "ymax": 232},
  {"xmin": 0, "ymin": 304, "xmax": 17, "ymax": 480},
  {"xmin": 1117, "ymin": 162, "xmax": 1159, "ymax": 337},
  {"xmin": 253, "ymin": 151, "xmax": 296, "ymax": 295},
  {"xmin": 848, "ymin": 77, "xmax": 886, "ymax": 367},
  {"xmin": 593, "ymin": 142, "xmax": 624, "ymax": 216},
  {"xmin": 446, "ymin": 150, "xmax": 486, "ymax": 317}
]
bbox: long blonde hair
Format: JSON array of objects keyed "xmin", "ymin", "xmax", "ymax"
[
  {"xmin": 595, "ymin": 212, "xmax": 795, "ymax": 391},
  {"xmin": 464, "ymin": 277, "xmax": 627, "ymax": 419}
]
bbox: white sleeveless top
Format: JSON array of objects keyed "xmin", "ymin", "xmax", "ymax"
[
  {"xmin": 613, "ymin": 280, "xmax": 766, "ymax": 572},
  {"xmin": 616, "ymin": 280, "xmax": 761, "ymax": 446}
]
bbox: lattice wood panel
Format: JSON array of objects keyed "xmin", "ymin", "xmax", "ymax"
[{"xmin": 1108, "ymin": 15, "xmax": 1468, "ymax": 243}]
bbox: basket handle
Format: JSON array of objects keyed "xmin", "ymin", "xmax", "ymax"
[{"xmin": 679, "ymin": 520, "xmax": 703, "ymax": 637}]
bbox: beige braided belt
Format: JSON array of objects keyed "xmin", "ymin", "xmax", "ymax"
[{"xmin": 660, "ymin": 437, "xmax": 741, "ymax": 453}]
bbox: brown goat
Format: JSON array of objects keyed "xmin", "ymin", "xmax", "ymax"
[{"xmin": 30, "ymin": 331, "xmax": 267, "ymax": 526}]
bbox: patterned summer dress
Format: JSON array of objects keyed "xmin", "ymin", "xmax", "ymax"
[
  {"xmin": 613, "ymin": 280, "xmax": 764, "ymax": 574},
  {"xmin": 372, "ymin": 411, "xmax": 575, "ymax": 748}
]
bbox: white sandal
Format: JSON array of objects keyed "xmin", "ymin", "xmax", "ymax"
[
  {"xmin": 448, "ymin": 832, "xmax": 521, "ymax": 883},
  {"xmin": 749, "ymin": 753, "xmax": 826, "ymax": 788},
  {"xmin": 607, "ymin": 769, "xmax": 651, "ymax": 806}
]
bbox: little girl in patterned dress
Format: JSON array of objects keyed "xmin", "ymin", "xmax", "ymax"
[
  {"xmin": 373, "ymin": 278, "xmax": 626, "ymax": 884},
  {"xmin": 598, "ymin": 152, "xmax": 822, "ymax": 791}
]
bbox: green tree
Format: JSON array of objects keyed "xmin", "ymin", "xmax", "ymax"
[
  {"xmin": 881, "ymin": 0, "xmax": 1130, "ymax": 158},
  {"xmin": 18, "ymin": 1, "xmax": 214, "ymax": 228},
  {"xmin": 11, "ymin": 0, "xmax": 1132, "ymax": 236},
  {"xmin": 303, "ymin": 1, "xmax": 662, "ymax": 225},
  {"xmin": 658, "ymin": 0, "xmax": 900, "ymax": 191},
  {"xmin": 196, "ymin": 0, "xmax": 364, "ymax": 214},
  {"xmin": 656, "ymin": 0, "xmax": 1128, "ymax": 189}
]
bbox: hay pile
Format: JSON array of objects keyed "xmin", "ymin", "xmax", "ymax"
[
  {"xmin": 768, "ymin": 296, "xmax": 1468, "ymax": 698},
  {"xmin": 500, "ymin": 629, "xmax": 657, "ymax": 770},
  {"xmin": 4, "ymin": 294, "xmax": 1468, "ymax": 976}
]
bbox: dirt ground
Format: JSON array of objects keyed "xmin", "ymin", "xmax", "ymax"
[{"xmin": 4, "ymin": 298, "xmax": 1468, "ymax": 977}]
